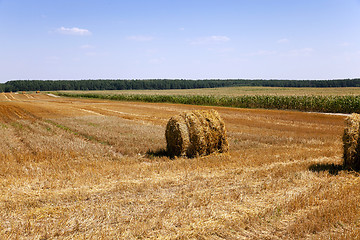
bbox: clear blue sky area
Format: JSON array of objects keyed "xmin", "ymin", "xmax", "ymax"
[{"xmin": 0, "ymin": 0, "xmax": 360, "ymax": 82}]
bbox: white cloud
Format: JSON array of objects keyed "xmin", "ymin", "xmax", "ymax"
[
  {"xmin": 191, "ymin": 35, "xmax": 230, "ymax": 45},
  {"xmin": 277, "ymin": 38, "xmax": 289, "ymax": 44},
  {"xmin": 57, "ymin": 27, "xmax": 91, "ymax": 36},
  {"xmin": 210, "ymin": 36, "xmax": 230, "ymax": 42},
  {"xmin": 127, "ymin": 35, "xmax": 154, "ymax": 42}
]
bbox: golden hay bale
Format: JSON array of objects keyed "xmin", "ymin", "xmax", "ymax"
[
  {"xmin": 343, "ymin": 113, "xmax": 360, "ymax": 170},
  {"xmin": 165, "ymin": 110, "xmax": 229, "ymax": 158}
]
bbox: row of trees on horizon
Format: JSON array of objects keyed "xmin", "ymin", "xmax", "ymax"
[{"xmin": 1, "ymin": 79, "xmax": 360, "ymax": 92}]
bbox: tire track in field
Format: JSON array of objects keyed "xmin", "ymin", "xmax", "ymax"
[
  {"xmin": 74, "ymin": 108, "xmax": 105, "ymax": 116},
  {"xmin": 7, "ymin": 94, "xmax": 16, "ymax": 100},
  {"xmin": 24, "ymin": 94, "xmax": 35, "ymax": 99},
  {"xmin": 0, "ymin": 104, "xmax": 38, "ymax": 123},
  {"xmin": 71, "ymin": 105, "xmax": 155, "ymax": 122},
  {"xmin": 2, "ymin": 94, "xmax": 10, "ymax": 101},
  {"xmin": 95, "ymin": 107, "xmax": 143, "ymax": 117},
  {"xmin": 0, "ymin": 106, "xmax": 47, "ymax": 156},
  {"xmin": 45, "ymin": 119, "xmax": 111, "ymax": 146},
  {"xmin": 91, "ymin": 106, "xmax": 165, "ymax": 124}
]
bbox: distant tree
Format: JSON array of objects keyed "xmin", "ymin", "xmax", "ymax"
[{"xmin": 3, "ymin": 78, "xmax": 360, "ymax": 92}]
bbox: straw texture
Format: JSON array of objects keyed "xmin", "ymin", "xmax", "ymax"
[
  {"xmin": 166, "ymin": 110, "xmax": 229, "ymax": 158},
  {"xmin": 343, "ymin": 113, "xmax": 360, "ymax": 170}
]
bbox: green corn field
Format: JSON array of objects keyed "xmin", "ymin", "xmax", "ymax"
[{"xmin": 55, "ymin": 92, "xmax": 360, "ymax": 114}]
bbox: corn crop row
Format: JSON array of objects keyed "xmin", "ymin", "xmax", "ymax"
[{"xmin": 55, "ymin": 92, "xmax": 360, "ymax": 113}]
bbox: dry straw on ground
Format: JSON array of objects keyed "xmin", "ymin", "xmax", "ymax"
[
  {"xmin": 1, "ymin": 93, "xmax": 357, "ymax": 239},
  {"xmin": 343, "ymin": 113, "xmax": 360, "ymax": 170},
  {"xmin": 165, "ymin": 109, "xmax": 229, "ymax": 157}
]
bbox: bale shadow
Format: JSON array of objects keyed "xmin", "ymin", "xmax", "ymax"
[
  {"xmin": 309, "ymin": 163, "xmax": 344, "ymax": 175},
  {"xmin": 146, "ymin": 148, "xmax": 173, "ymax": 159}
]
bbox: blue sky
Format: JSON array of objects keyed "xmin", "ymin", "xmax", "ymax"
[{"xmin": 1, "ymin": 0, "xmax": 360, "ymax": 82}]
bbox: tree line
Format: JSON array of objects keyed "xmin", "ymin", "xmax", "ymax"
[{"xmin": 1, "ymin": 78, "xmax": 360, "ymax": 92}]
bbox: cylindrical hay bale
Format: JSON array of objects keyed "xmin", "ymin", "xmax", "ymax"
[
  {"xmin": 343, "ymin": 113, "xmax": 360, "ymax": 170},
  {"xmin": 165, "ymin": 110, "xmax": 229, "ymax": 158},
  {"xmin": 165, "ymin": 115, "xmax": 190, "ymax": 157}
]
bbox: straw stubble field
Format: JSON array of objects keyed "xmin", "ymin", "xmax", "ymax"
[{"xmin": 0, "ymin": 92, "xmax": 359, "ymax": 239}]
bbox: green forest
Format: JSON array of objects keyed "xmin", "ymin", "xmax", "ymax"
[{"xmin": 1, "ymin": 78, "xmax": 360, "ymax": 92}]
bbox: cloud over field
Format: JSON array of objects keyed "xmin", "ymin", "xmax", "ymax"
[{"xmin": 56, "ymin": 27, "xmax": 91, "ymax": 36}]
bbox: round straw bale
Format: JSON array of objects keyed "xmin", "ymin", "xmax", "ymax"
[
  {"xmin": 343, "ymin": 113, "xmax": 360, "ymax": 170},
  {"xmin": 165, "ymin": 109, "xmax": 229, "ymax": 158},
  {"xmin": 165, "ymin": 114, "xmax": 190, "ymax": 157}
]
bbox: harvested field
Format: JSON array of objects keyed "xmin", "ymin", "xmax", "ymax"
[{"xmin": 0, "ymin": 92, "xmax": 359, "ymax": 239}]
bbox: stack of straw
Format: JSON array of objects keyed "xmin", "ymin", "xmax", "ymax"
[
  {"xmin": 166, "ymin": 110, "xmax": 229, "ymax": 158},
  {"xmin": 343, "ymin": 113, "xmax": 360, "ymax": 170}
]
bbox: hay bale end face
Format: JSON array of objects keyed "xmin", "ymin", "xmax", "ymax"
[
  {"xmin": 343, "ymin": 113, "xmax": 360, "ymax": 170},
  {"xmin": 165, "ymin": 110, "xmax": 229, "ymax": 158}
]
